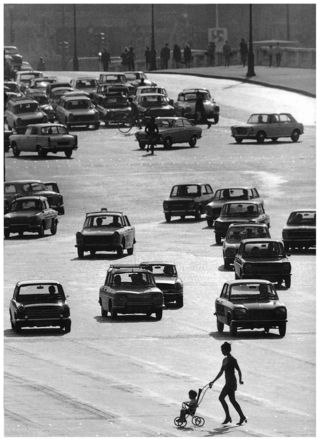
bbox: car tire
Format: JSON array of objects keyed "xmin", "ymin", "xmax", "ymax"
[
  {"xmin": 279, "ymin": 322, "xmax": 286, "ymax": 337},
  {"xmin": 235, "ymin": 137, "xmax": 243, "ymax": 144},
  {"xmin": 163, "ymin": 137, "xmax": 172, "ymax": 149},
  {"xmin": 195, "ymin": 207, "xmax": 201, "ymax": 221},
  {"xmin": 38, "ymin": 223, "xmax": 45, "ymax": 237},
  {"xmin": 189, "ymin": 135, "xmax": 197, "ymax": 147},
  {"xmin": 155, "ymin": 309, "xmax": 163, "ymax": 320},
  {"xmin": 217, "ymin": 318, "xmax": 224, "ymax": 333},
  {"xmin": 230, "ymin": 323, "xmax": 237, "ymax": 336},
  {"xmin": 165, "ymin": 213, "xmax": 171, "ymax": 222},
  {"xmin": 224, "ymin": 259, "xmax": 231, "ymax": 270},
  {"xmin": 50, "ymin": 219, "xmax": 57, "ymax": 235},
  {"xmin": 271, "ymin": 137, "xmax": 278, "ymax": 142},
  {"xmin": 284, "ymin": 276, "xmax": 291, "ymax": 289},
  {"xmin": 256, "ymin": 131, "xmax": 266, "ymax": 143},
  {"xmin": 65, "ymin": 150, "xmax": 72, "ymax": 158},
  {"xmin": 101, "ymin": 304, "xmax": 108, "ymax": 317},
  {"xmin": 127, "ymin": 244, "xmax": 134, "ymax": 255},
  {"xmin": 12, "ymin": 142, "xmax": 20, "ymax": 157},
  {"xmin": 213, "ymin": 115, "xmax": 219, "ymax": 124},
  {"xmin": 77, "ymin": 247, "xmax": 84, "ymax": 259},
  {"xmin": 110, "ymin": 304, "xmax": 118, "ymax": 319},
  {"xmin": 4, "ymin": 230, "xmax": 10, "ymax": 239},
  {"xmin": 176, "ymin": 298, "xmax": 183, "ymax": 308},
  {"xmin": 64, "ymin": 321, "xmax": 71, "ymax": 333},
  {"xmin": 206, "ymin": 218, "xmax": 213, "ymax": 228},
  {"xmin": 139, "ymin": 142, "xmax": 146, "ymax": 150},
  {"xmin": 291, "ymin": 129, "xmax": 300, "ymax": 142},
  {"xmin": 215, "ymin": 232, "xmax": 222, "ymax": 245}
]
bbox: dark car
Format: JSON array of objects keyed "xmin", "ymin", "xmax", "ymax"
[
  {"xmin": 135, "ymin": 116, "xmax": 202, "ymax": 149},
  {"xmin": 99, "ymin": 264, "xmax": 163, "ymax": 320},
  {"xmin": 9, "ymin": 280, "xmax": 71, "ymax": 333},
  {"xmin": 124, "ymin": 71, "xmax": 156, "ymax": 89},
  {"xmin": 282, "ymin": 209, "xmax": 316, "ymax": 252},
  {"xmin": 95, "ymin": 94, "xmax": 131, "ymax": 126},
  {"xmin": 4, "ymin": 196, "xmax": 58, "ymax": 238},
  {"xmin": 174, "ymin": 88, "xmax": 220, "ymax": 124},
  {"xmin": 222, "ymin": 223, "xmax": 270, "ymax": 269},
  {"xmin": 75, "ymin": 208, "xmax": 136, "ymax": 258},
  {"xmin": 205, "ymin": 187, "xmax": 262, "ymax": 227},
  {"xmin": 140, "ymin": 262, "xmax": 183, "ymax": 307},
  {"xmin": 55, "ymin": 95, "xmax": 100, "ymax": 130},
  {"xmin": 135, "ymin": 93, "xmax": 175, "ymax": 118},
  {"xmin": 214, "ymin": 280, "xmax": 287, "ymax": 337},
  {"xmin": 163, "ymin": 183, "xmax": 214, "ymax": 222},
  {"xmin": 233, "ymin": 239, "xmax": 291, "ymax": 288},
  {"xmin": 214, "ymin": 201, "xmax": 270, "ymax": 244},
  {"xmin": 4, "ymin": 179, "xmax": 64, "ymax": 214}
]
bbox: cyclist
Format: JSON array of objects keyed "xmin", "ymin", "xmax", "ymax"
[{"xmin": 128, "ymin": 97, "xmax": 141, "ymax": 128}]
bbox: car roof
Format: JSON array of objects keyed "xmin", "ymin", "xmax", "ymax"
[
  {"xmin": 8, "ymin": 98, "xmax": 38, "ymax": 104},
  {"xmin": 289, "ymin": 209, "xmax": 315, "ymax": 213},
  {"xmin": 16, "ymin": 280, "xmax": 62, "ymax": 287},
  {"xmin": 172, "ymin": 183, "xmax": 208, "ymax": 186},
  {"xmin": 25, "ymin": 123, "xmax": 65, "ymax": 128},
  {"xmin": 140, "ymin": 93, "xmax": 165, "ymax": 97},
  {"xmin": 73, "ymin": 77, "xmax": 98, "ymax": 81},
  {"xmin": 5, "ymin": 179, "xmax": 41, "ymax": 184},
  {"xmin": 182, "ymin": 88, "xmax": 209, "ymax": 93},
  {"xmin": 140, "ymin": 261, "xmax": 176, "ymax": 266},
  {"xmin": 16, "ymin": 70, "xmax": 42, "ymax": 75},
  {"xmin": 216, "ymin": 186, "xmax": 255, "ymax": 191},
  {"xmin": 13, "ymin": 195, "xmax": 48, "ymax": 201},
  {"xmin": 85, "ymin": 210, "xmax": 123, "ymax": 217},
  {"xmin": 222, "ymin": 200, "xmax": 260, "ymax": 205},
  {"xmin": 226, "ymin": 279, "xmax": 275, "ymax": 286}
]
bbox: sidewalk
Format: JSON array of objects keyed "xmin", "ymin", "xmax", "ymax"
[{"xmin": 156, "ymin": 65, "xmax": 316, "ymax": 98}]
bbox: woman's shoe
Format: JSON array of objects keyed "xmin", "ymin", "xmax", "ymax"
[
  {"xmin": 237, "ymin": 416, "xmax": 247, "ymax": 426},
  {"xmin": 222, "ymin": 416, "xmax": 232, "ymax": 424}
]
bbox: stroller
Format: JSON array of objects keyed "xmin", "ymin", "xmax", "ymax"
[{"xmin": 174, "ymin": 384, "xmax": 210, "ymax": 428}]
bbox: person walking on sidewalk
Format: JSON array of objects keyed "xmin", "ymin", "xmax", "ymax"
[
  {"xmin": 173, "ymin": 44, "xmax": 181, "ymax": 68},
  {"xmin": 275, "ymin": 43, "xmax": 282, "ymax": 67},
  {"xmin": 145, "ymin": 116, "xmax": 159, "ymax": 155},
  {"xmin": 223, "ymin": 41, "xmax": 232, "ymax": 67},
  {"xmin": 209, "ymin": 342, "xmax": 247, "ymax": 426},
  {"xmin": 239, "ymin": 38, "xmax": 248, "ymax": 67}
]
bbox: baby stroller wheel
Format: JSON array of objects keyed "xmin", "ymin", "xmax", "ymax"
[
  {"xmin": 192, "ymin": 416, "xmax": 205, "ymax": 427},
  {"xmin": 174, "ymin": 417, "xmax": 187, "ymax": 428}
]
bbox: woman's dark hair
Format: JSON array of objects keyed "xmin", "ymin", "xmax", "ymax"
[
  {"xmin": 188, "ymin": 389, "xmax": 197, "ymax": 399},
  {"xmin": 221, "ymin": 342, "xmax": 231, "ymax": 353}
]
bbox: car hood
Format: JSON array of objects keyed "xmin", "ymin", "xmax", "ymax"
[{"xmin": 112, "ymin": 286, "xmax": 162, "ymax": 295}]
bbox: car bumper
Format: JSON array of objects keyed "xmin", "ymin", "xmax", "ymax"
[
  {"xmin": 164, "ymin": 209, "xmax": 196, "ymax": 217},
  {"xmin": 162, "ymin": 292, "xmax": 183, "ymax": 302},
  {"xmin": 45, "ymin": 144, "xmax": 78, "ymax": 152},
  {"xmin": 76, "ymin": 243, "xmax": 121, "ymax": 252},
  {"xmin": 231, "ymin": 319, "xmax": 287, "ymax": 329},
  {"xmin": 5, "ymin": 225, "xmax": 41, "ymax": 234},
  {"xmin": 16, "ymin": 317, "xmax": 71, "ymax": 328},
  {"xmin": 113, "ymin": 305, "xmax": 163, "ymax": 314},
  {"xmin": 68, "ymin": 119, "xmax": 99, "ymax": 126},
  {"xmin": 241, "ymin": 273, "xmax": 291, "ymax": 282}
]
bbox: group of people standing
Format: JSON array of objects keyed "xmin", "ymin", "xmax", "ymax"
[{"xmin": 144, "ymin": 43, "xmax": 192, "ymax": 71}]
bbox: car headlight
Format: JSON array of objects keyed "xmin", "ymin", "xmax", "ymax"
[
  {"xmin": 275, "ymin": 307, "xmax": 287, "ymax": 318},
  {"xmin": 234, "ymin": 307, "xmax": 247, "ymax": 319}
]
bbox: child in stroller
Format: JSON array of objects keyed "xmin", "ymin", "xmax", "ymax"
[{"xmin": 174, "ymin": 387, "xmax": 208, "ymax": 428}]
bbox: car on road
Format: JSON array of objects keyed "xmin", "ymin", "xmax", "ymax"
[
  {"xmin": 124, "ymin": 71, "xmax": 156, "ymax": 89},
  {"xmin": 4, "ymin": 81, "xmax": 24, "ymax": 98},
  {"xmin": 135, "ymin": 116, "xmax": 202, "ymax": 149},
  {"xmin": 69, "ymin": 77, "xmax": 99, "ymax": 97},
  {"xmin": 136, "ymin": 85, "xmax": 168, "ymax": 98},
  {"xmin": 9, "ymin": 280, "xmax": 71, "ymax": 333},
  {"xmin": 140, "ymin": 262, "xmax": 184, "ymax": 308},
  {"xmin": 95, "ymin": 94, "xmax": 131, "ymax": 126},
  {"xmin": 4, "ymin": 45, "xmax": 23, "ymax": 70},
  {"xmin": 15, "ymin": 70, "xmax": 44, "ymax": 92},
  {"xmin": 99, "ymin": 264, "xmax": 164, "ymax": 320},
  {"xmin": 98, "ymin": 72, "xmax": 135, "ymax": 95},
  {"xmin": 282, "ymin": 209, "xmax": 316, "ymax": 252},
  {"xmin": 4, "ymin": 179, "xmax": 65, "ymax": 214},
  {"xmin": 55, "ymin": 95, "xmax": 100, "ymax": 130},
  {"xmin": 214, "ymin": 280, "xmax": 287, "ymax": 337},
  {"xmin": 5, "ymin": 97, "xmax": 48, "ymax": 133},
  {"xmin": 25, "ymin": 88, "xmax": 55, "ymax": 122},
  {"xmin": 233, "ymin": 239, "xmax": 291, "ymax": 288},
  {"xmin": 4, "ymin": 195, "xmax": 58, "ymax": 238},
  {"xmin": 163, "ymin": 183, "xmax": 215, "ymax": 222},
  {"xmin": 174, "ymin": 88, "xmax": 220, "ymax": 124},
  {"xmin": 205, "ymin": 187, "xmax": 262, "ymax": 227},
  {"xmin": 135, "ymin": 93, "xmax": 175, "ymax": 118},
  {"xmin": 222, "ymin": 223, "xmax": 270, "ymax": 269},
  {"xmin": 75, "ymin": 208, "xmax": 136, "ymax": 258},
  {"xmin": 9, "ymin": 123, "xmax": 78, "ymax": 158},
  {"xmin": 214, "ymin": 201, "xmax": 270, "ymax": 244},
  {"xmin": 29, "ymin": 76, "xmax": 57, "ymax": 92},
  {"xmin": 231, "ymin": 113, "xmax": 304, "ymax": 143}
]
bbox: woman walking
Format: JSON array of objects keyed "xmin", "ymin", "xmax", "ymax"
[{"xmin": 209, "ymin": 342, "xmax": 247, "ymax": 425}]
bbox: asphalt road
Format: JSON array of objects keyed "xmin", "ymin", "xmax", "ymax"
[{"xmin": 3, "ymin": 73, "xmax": 316, "ymax": 436}]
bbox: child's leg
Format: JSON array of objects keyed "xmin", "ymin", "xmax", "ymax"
[{"xmin": 179, "ymin": 408, "xmax": 188, "ymax": 421}]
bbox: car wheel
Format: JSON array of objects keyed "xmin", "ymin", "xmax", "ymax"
[
  {"xmin": 101, "ymin": 304, "xmax": 108, "ymax": 317},
  {"xmin": 13, "ymin": 319, "xmax": 21, "ymax": 333},
  {"xmin": 139, "ymin": 142, "xmax": 146, "ymax": 150},
  {"xmin": 291, "ymin": 129, "xmax": 300, "ymax": 142},
  {"xmin": 127, "ymin": 244, "xmax": 134, "ymax": 255},
  {"xmin": 279, "ymin": 323, "xmax": 286, "ymax": 337},
  {"xmin": 215, "ymin": 232, "xmax": 222, "ymax": 245},
  {"xmin": 213, "ymin": 115, "xmax": 219, "ymax": 124},
  {"xmin": 94, "ymin": 123, "xmax": 100, "ymax": 130},
  {"xmin": 217, "ymin": 318, "xmax": 224, "ymax": 333},
  {"xmin": 50, "ymin": 219, "xmax": 57, "ymax": 235},
  {"xmin": 110, "ymin": 304, "xmax": 118, "ymax": 319},
  {"xmin": 224, "ymin": 259, "xmax": 231, "ymax": 270},
  {"xmin": 38, "ymin": 148, "xmax": 47, "ymax": 158},
  {"xmin": 155, "ymin": 309, "xmax": 163, "ymax": 320},
  {"xmin": 117, "ymin": 246, "xmax": 124, "ymax": 257},
  {"xmin": 256, "ymin": 131, "xmax": 266, "ymax": 143},
  {"xmin": 4, "ymin": 230, "xmax": 10, "ymax": 239},
  {"xmin": 195, "ymin": 207, "xmax": 201, "ymax": 221},
  {"xmin": 165, "ymin": 213, "xmax": 171, "ymax": 222},
  {"xmin": 230, "ymin": 323, "xmax": 237, "ymax": 336},
  {"xmin": 12, "ymin": 142, "xmax": 20, "ymax": 157},
  {"xmin": 65, "ymin": 150, "xmax": 72, "ymax": 158},
  {"xmin": 189, "ymin": 135, "xmax": 197, "ymax": 147},
  {"xmin": 64, "ymin": 321, "xmax": 71, "ymax": 333},
  {"xmin": 284, "ymin": 276, "xmax": 291, "ymax": 289},
  {"xmin": 38, "ymin": 223, "xmax": 45, "ymax": 237},
  {"xmin": 235, "ymin": 137, "xmax": 243, "ymax": 144},
  {"xmin": 176, "ymin": 298, "xmax": 183, "ymax": 308},
  {"xmin": 77, "ymin": 247, "xmax": 84, "ymax": 259},
  {"xmin": 163, "ymin": 137, "xmax": 172, "ymax": 149},
  {"xmin": 271, "ymin": 137, "xmax": 278, "ymax": 142}
]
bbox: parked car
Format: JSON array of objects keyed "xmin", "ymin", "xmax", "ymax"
[
  {"xmin": 233, "ymin": 239, "xmax": 291, "ymax": 288},
  {"xmin": 55, "ymin": 95, "xmax": 100, "ymax": 130},
  {"xmin": 25, "ymin": 89, "xmax": 55, "ymax": 122},
  {"xmin": 75, "ymin": 208, "xmax": 135, "ymax": 258},
  {"xmin": 136, "ymin": 85, "xmax": 168, "ymax": 98},
  {"xmin": 124, "ymin": 71, "xmax": 156, "ymax": 88},
  {"xmin": 49, "ymin": 87, "xmax": 74, "ymax": 110},
  {"xmin": 282, "ymin": 209, "xmax": 316, "ymax": 252},
  {"xmin": 15, "ymin": 70, "xmax": 44, "ymax": 92},
  {"xmin": 135, "ymin": 116, "xmax": 202, "ymax": 149},
  {"xmin": 9, "ymin": 280, "xmax": 71, "ymax": 333},
  {"xmin": 5, "ymin": 98, "xmax": 48, "ymax": 133},
  {"xmin": 174, "ymin": 88, "xmax": 220, "ymax": 124},
  {"xmin": 135, "ymin": 93, "xmax": 175, "ymax": 118},
  {"xmin": 69, "ymin": 77, "xmax": 99, "ymax": 97},
  {"xmin": 98, "ymin": 72, "xmax": 135, "ymax": 95},
  {"xmin": 223, "ymin": 223, "xmax": 270, "ymax": 269},
  {"xmin": 231, "ymin": 113, "xmax": 304, "ymax": 143},
  {"xmin": 163, "ymin": 183, "xmax": 214, "ymax": 222},
  {"xmin": 4, "ymin": 45, "xmax": 23, "ymax": 69},
  {"xmin": 46, "ymin": 81, "xmax": 72, "ymax": 97},
  {"xmin": 205, "ymin": 187, "xmax": 263, "ymax": 227},
  {"xmin": 140, "ymin": 262, "xmax": 183, "ymax": 307},
  {"xmin": 4, "ymin": 179, "xmax": 64, "ymax": 214},
  {"xmin": 99, "ymin": 264, "xmax": 163, "ymax": 320},
  {"xmin": 29, "ymin": 76, "xmax": 57, "ymax": 92},
  {"xmin": 9, "ymin": 123, "xmax": 78, "ymax": 158},
  {"xmin": 214, "ymin": 280, "xmax": 287, "ymax": 337},
  {"xmin": 92, "ymin": 84, "xmax": 130, "ymax": 105},
  {"xmin": 95, "ymin": 94, "xmax": 131, "ymax": 126},
  {"xmin": 4, "ymin": 196, "xmax": 58, "ymax": 238},
  {"xmin": 214, "ymin": 201, "xmax": 270, "ymax": 244},
  {"xmin": 4, "ymin": 81, "xmax": 24, "ymax": 98}
]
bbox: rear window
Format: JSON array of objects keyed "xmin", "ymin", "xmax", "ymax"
[
  {"xmin": 170, "ymin": 185, "xmax": 200, "ymax": 197},
  {"xmin": 287, "ymin": 211, "xmax": 316, "ymax": 226},
  {"xmin": 242, "ymin": 242, "xmax": 283, "ymax": 258},
  {"xmin": 222, "ymin": 203, "xmax": 258, "ymax": 215},
  {"xmin": 17, "ymin": 283, "xmax": 65, "ymax": 302}
]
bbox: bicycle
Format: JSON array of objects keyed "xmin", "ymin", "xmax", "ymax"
[{"xmin": 117, "ymin": 114, "xmax": 143, "ymax": 134}]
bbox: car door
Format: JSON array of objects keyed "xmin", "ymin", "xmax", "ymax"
[
  {"xmin": 279, "ymin": 113, "xmax": 294, "ymax": 136},
  {"xmin": 200, "ymin": 184, "xmax": 214, "ymax": 208},
  {"xmin": 215, "ymin": 283, "xmax": 229, "ymax": 323},
  {"xmin": 123, "ymin": 215, "xmax": 134, "ymax": 247},
  {"xmin": 100, "ymin": 273, "xmax": 111, "ymax": 310},
  {"xmin": 24, "ymin": 126, "xmax": 38, "ymax": 151}
]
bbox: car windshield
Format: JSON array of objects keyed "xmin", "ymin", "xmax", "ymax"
[
  {"xmin": 16, "ymin": 283, "xmax": 65, "ymax": 303},
  {"xmin": 15, "ymin": 102, "xmax": 39, "ymax": 113},
  {"xmin": 141, "ymin": 95, "xmax": 166, "ymax": 106},
  {"xmin": 181, "ymin": 92, "xmax": 209, "ymax": 102},
  {"xmin": 102, "ymin": 75, "xmax": 125, "ymax": 83},
  {"xmin": 229, "ymin": 283, "xmax": 278, "ymax": 302},
  {"xmin": 4, "ymin": 184, "xmax": 17, "ymax": 194},
  {"xmin": 242, "ymin": 242, "xmax": 284, "ymax": 258},
  {"xmin": 157, "ymin": 119, "xmax": 175, "ymax": 128},
  {"xmin": 41, "ymin": 126, "xmax": 68, "ymax": 135},
  {"xmin": 214, "ymin": 188, "xmax": 250, "ymax": 201},
  {"xmin": 112, "ymin": 271, "xmax": 155, "ymax": 287},
  {"xmin": 142, "ymin": 264, "xmax": 177, "ymax": 277},
  {"xmin": 11, "ymin": 199, "xmax": 42, "ymax": 211},
  {"xmin": 221, "ymin": 203, "xmax": 259, "ymax": 216},
  {"xmin": 84, "ymin": 214, "xmax": 123, "ymax": 228},
  {"xmin": 170, "ymin": 185, "xmax": 200, "ymax": 197},
  {"xmin": 287, "ymin": 211, "xmax": 316, "ymax": 226},
  {"xmin": 76, "ymin": 79, "xmax": 97, "ymax": 88},
  {"xmin": 226, "ymin": 226, "xmax": 269, "ymax": 243},
  {"xmin": 45, "ymin": 183, "xmax": 58, "ymax": 192}
]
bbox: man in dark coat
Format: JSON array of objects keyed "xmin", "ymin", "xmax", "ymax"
[
  {"xmin": 239, "ymin": 39, "xmax": 248, "ymax": 67},
  {"xmin": 183, "ymin": 44, "xmax": 192, "ymax": 68},
  {"xmin": 101, "ymin": 48, "xmax": 111, "ymax": 71},
  {"xmin": 173, "ymin": 44, "xmax": 181, "ymax": 68},
  {"xmin": 160, "ymin": 43, "xmax": 170, "ymax": 69},
  {"xmin": 145, "ymin": 47, "xmax": 151, "ymax": 71}
]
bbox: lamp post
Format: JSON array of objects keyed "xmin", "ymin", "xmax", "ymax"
[
  {"xmin": 150, "ymin": 4, "xmax": 157, "ymax": 70},
  {"xmin": 246, "ymin": 4, "xmax": 256, "ymax": 77},
  {"xmin": 73, "ymin": 4, "xmax": 79, "ymax": 71}
]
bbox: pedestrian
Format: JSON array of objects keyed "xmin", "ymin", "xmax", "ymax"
[
  {"xmin": 195, "ymin": 91, "xmax": 211, "ymax": 128},
  {"xmin": 275, "ymin": 43, "xmax": 282, "ymax": 67},
  {"xmin": 223, "ymin": 40, "xmax": 232, "ymax": 67},
  {"xmin": 239, "ymin": 38, "xmax": 248, "ymax": 67},
  {"xmin": 37, "ymin": 57, "xmax": 46, "ymax": 71},
  {"xmin": 183, "ymin": 43, "xmax": 192, "ymax": 68},
  {"xmin": 101, "ymin": 48, "xmax": 111, "ymax": 71},
  {"xmin": 160, "ymin": 43, "xmax": 170, "ymax": 69},
  {"xmin": 209, "ymin": 342, "xmax": 247, "ymax": 426},
  {"xmin": 128, "ymin": 97, "xmax": 141, "ymax": 128},
  {"xmin": 173, "ymin": 44, "xmax": 181, "ymax": 68},
  {"xmin": 268, "ymin": 45, "xmax": 273, "ymax": 67},
  {"xmin": 120, "ymin": 47, "xmax": 129, "ymax": 70},
  {"xmin": 145, "ymin": 46, "xmax": 151, "ymax": 71},
  {"xmin": 144, "ymin": 116, "xmax": 159, "ymax": 155},
  {"xmin": 127, "ymin": 46, "xmax": 136, "ymax": 71},
  {"xmin": 206, "ymin": 41, "xmax": 216, "ymax": 66},
  {"xmin": 176, "ymin": 390, "xmax": 198, "ymax": 423},
  {"xmin": 149, "ymin": 47, "xmax": 157, "ymax": 70}
]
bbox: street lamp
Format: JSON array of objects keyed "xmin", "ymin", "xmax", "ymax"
[
  {"xmin": 150, "ymin": 4, "xmax": 157, "ymax": 70},
  {"xmin": 246, "ymin": 4, "xmax": 256, "ymax": 77},
  {"xmin": 73, "ymin": 4, "xmax": 79, "ymax": 71}
]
